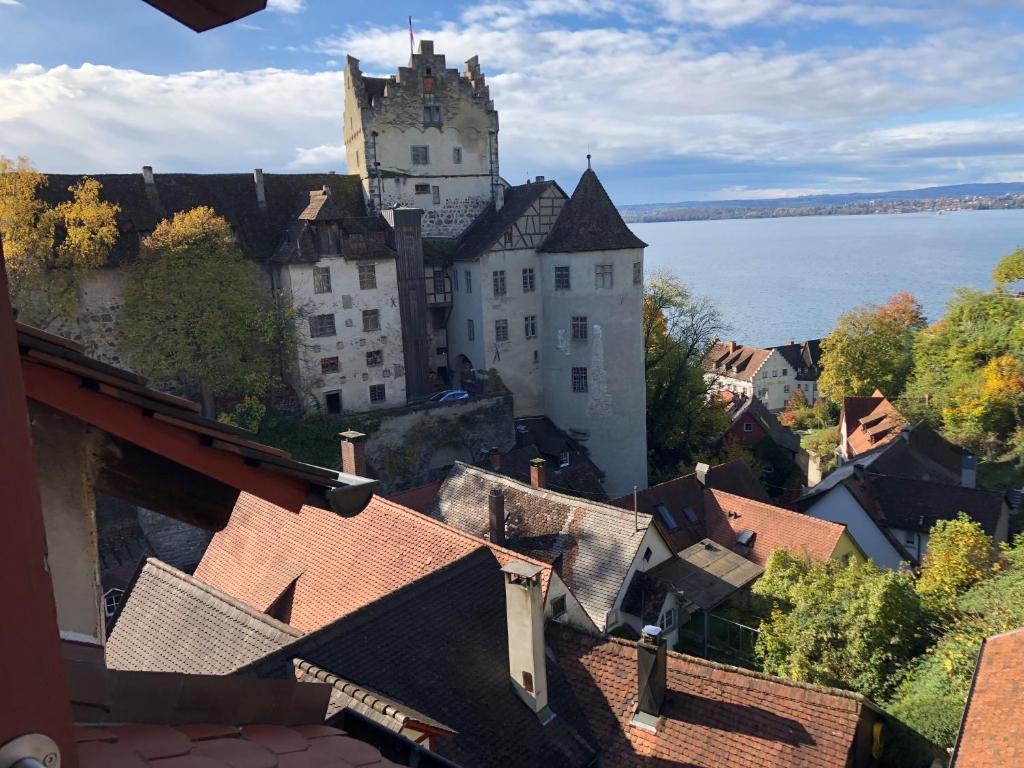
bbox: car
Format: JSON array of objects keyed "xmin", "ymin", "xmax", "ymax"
[{"xmin": 427, "ymin": 389, "xmax": 470, "ymax": 403}]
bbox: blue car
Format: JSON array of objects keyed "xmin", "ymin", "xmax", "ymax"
[{"xmin": 428, "ymin": 389, "xmax": 470, "ymax": 403}]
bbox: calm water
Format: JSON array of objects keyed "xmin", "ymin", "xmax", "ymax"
[{"xmin": 632, "ymin": 209, "xmax": 1024, "ymax": 347}]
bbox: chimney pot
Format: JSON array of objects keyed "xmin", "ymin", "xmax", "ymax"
[
  {"xmin": 535, "ymin": 175, "xmax": 545, "ymax": 183},
  {"xmin": 488, "ymin": 446, "xmax": 502, "ymax": 471},
  {"xmin": 142, "ymin": 165, "xmax": 155, "ymax": 186},
  {"xmin": 339, "ymin": 430, "xmax": 368, "ymax": 477},
  {"xmin": 694, "ymin": 462, "xmax": 710, "ymax": 486},
  {"xmin": 489, "ymin": 487, "xmax": 506, "ymax": 547},
  {"xmin": 634, "ymin": 624, "xmax": 667, "ymax": 728},
  {"xmin": 529, "ymin": 458, "xmax": 546, "ymax": 489},
  {"xmin": 501, "ymin": 562, "xmax": 550, "ymax": 719}
]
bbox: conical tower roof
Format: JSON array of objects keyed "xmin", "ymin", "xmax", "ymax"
[{"xmin": 539, "ymin": 167, "xmax": 646, "ymax": 253}]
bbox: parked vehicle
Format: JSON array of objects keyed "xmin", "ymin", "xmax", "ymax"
[{"xmin": 428, "ymin": 390, "xmax": 470, "ymax": 403}]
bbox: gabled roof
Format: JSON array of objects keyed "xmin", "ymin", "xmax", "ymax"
[
  {"xmin": 856, "ymin": 473, "xmax": 1005, "ymax": 537},
  {"xmin": 451, "ymin": 180, "xmax": 563, "ymax": 261},
  {"xmin": 725, "ymin": 392, "xmax": 802, "ymax": 453},
  {"xmin": 195, "ymin": 491, "xmax": 552, "ymax": 632},
  {"xmin": 769, "ymin": 338, "xmax": 823, "ymax": 380},
  {"xmin": 705, "ymin": 341, "xmax": 773, "ymax": 382},
  {"xmin": 951, "ymin": 626, "xmax": 1024, "ymax": 767},
  {"xmin": 549, "ymin": 624, "xmax": 877, "ymax": 768},
  {"xmin": 106, "ymin": 558, "xmax": 300, "ymax": 674},
  {"xmin": 842, "ymin": 390, "xmax": 907, "ymax": 458},
  {"xmin": 239, "ymin": 548, "xmax": 598, "ymax": 768},
  {"xmin": 430, "ymin": 462, "xmax": 652, "ymax": 631},
  {"xmin": 538, "ymin": 168, "xmax": 647, "ymax": 253}
]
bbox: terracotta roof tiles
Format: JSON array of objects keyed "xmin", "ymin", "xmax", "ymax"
[{"xmin": 705, "ymin": 342, "xmax": 773, "ymax": 383}]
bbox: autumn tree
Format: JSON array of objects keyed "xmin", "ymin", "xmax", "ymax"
[
  {"xmin": 0, "ymin": 156, "xmax": 119, "ymax": 325},
  {"xmin": 122, "ymin": 206, "xmax": 278, "ymax": 416},
  {"xmin": 916, "ymin": 513, "xmax": 997, "ymax": 614},
  {"xmin": 644, "ymin": 270, "xmax": 730, "ymax": 480},
  {"xmin": 992, "ymin": 246, "xmax": 1024, "ymax": 292},
  {"xmin": 752, "ymin": 550, "xmax": 927, "ymax": 701},
  {"xmin": 941, "ymin": 354, "xmax": 1024, "ymax": 453},
  {"xmin": 818, "ymin": 292, "xmax": 926, "ymax": 404}
]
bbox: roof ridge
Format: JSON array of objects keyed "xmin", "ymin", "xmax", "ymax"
[
  {"xmin": 143, "ymin": 557, "xmax": 302, "ymax": 638},
  {"xmin": 452, "ymin": 462, "xmax": 653, "ymax": 525},
  {"xmin": 709, "ymin": 489, "xmax": 846, "ymax": 532}
]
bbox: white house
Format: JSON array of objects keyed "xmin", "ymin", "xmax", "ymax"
[{"xmin": 706, "ymin": 339, "xmax": 823, "ymax": 412}]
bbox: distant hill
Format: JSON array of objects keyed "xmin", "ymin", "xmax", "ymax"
[{"xmin": 620, "ymin": 182, "xmax": 1024, "ymax": 222}]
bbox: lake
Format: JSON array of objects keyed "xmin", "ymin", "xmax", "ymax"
[{"xmin": 631, "ymin": 209, "xmax": 1024, "ymax": 347}]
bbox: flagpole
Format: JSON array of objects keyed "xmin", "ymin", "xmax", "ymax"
[{"xmin": 408, "ymin": 15, "xmax": 414, "ymax": 56}]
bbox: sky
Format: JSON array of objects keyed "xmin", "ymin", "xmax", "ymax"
[{"xmin": 3, "ymin": 0, "xmax": 1024, "ymax": 204}]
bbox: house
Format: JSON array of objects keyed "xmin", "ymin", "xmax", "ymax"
[
  {"xmin": 839, "ymin": 390, "xmax": 907, "ymax": 462},
  {"xmin": 549, "ymin": 623, "xmax": 892, "ymax": 768},
  {"xmin": 950, "ymin": 626, "xmax": 1024, "ymax": 767},
  {"xmin": 798, "ymin": 463, "xmax": 1010, "ymax": 568},
  {"xmin": 615, "ymin": 462, "xmax": 862, "ymax": 566},
  {"xmin": 706, "ymin": 337, "xmax": 824, "ymax": 411},
  {"xmin": 721, "ymin": 390, "xmax": 808, "ymax": 492},
  {"xmin": 428, "ymin": 461, "xmax": 672, "ymax": 634}
]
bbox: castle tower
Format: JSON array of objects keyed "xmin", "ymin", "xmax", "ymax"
[{"xmin": 343, "ymin": 41, "xmax": 501, "ymax": 238}]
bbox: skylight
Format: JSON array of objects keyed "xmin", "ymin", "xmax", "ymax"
[{"xmin": 655, "ymin": 504, "xmax": 678, "ymax": 531}]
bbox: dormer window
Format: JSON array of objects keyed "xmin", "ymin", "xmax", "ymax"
[{"xmin": 316, "ymin": 223, "xmax": 340, "ymax": 255}]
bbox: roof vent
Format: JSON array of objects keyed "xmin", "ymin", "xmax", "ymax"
[{"xmin": 736, "ymin": 529, "xmax": 756, "ymax": 547}]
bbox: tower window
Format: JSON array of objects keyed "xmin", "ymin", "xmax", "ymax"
[
  {"xmin": 572, "ymin": 366, "xmax": 588, "ymax": 393},
  {"xmin": 414, "ymin": 183, "xmax": 430, "ymax": 195},
  {"xmin": 595, "ymin": 264, "xmax": 613, "ymax": 289},
  {"xmin": 366, "ymin": 350, "xmax": 383, "ymax": 367},
  {"xmin": 362, "ymin": 309, "xmax": 380, "ymax": 332},
  {"xmin": 453, "ymin": 147, "xmax": 463, "ymax": 164},
  {"xmin": 411, "ymin": 146, "xmax": 430, "ymax": 165},
  {"xmin": 432, "ymin": 186, "xmax": 441, "ymax": 204},
  {"xmin": 467, "ymin": 319, "xmax": 475, "ymax": 340},
  {"xmin": 358, "ymin": 263, "xmax": 377, "ymax": 290},
  {"xmin": 422, "ymin": 104, "xmax": 442, "ymax": 125},
  {"xmin": 522, "ymin": 267, "xmax": 535, "ymax": 293},
  {"xmin": 369, "ymin": 384, "xmax": 386, "ymax": 403},
  {"xmin": 571, "ymin": 316, "xmax": 588, "ymax": 340},
  {"xmin": 325, "ymin": 391, "xmax": 342, "ymax": 414},
  {"xmin": 309, "ymin": 313, "xmax": 336, "ymax": 338},
  {"xmin": 633, "ymin": 261, "xmax": 642, "ymax": 285},
  {"xmin": 321, "ymin": 356, "xmax": 340, "ymax": 375},
  {"xmin": 555, "ymin": 266, "xmax": 571, "ymax": 291},
  {"xmin": 524, "ymin": 315, "xmax": 537, "ymax": 339},
  {"xmin": 495, "ymin": 319, "xmax": 509, "ymax": 343},
  {"xmin": 492, "ymin": 270, "xmax": 507, "ymax": 297},
  {"xmin": 313, "ymin": 266, "xmax": 332, "ymax": 294}
]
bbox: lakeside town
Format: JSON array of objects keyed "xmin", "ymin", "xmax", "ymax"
[{"xmin": 2, "ymin": 3, "xmax": 1024, "ymax": 768}]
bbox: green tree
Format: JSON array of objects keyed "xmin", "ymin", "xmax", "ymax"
[
  {"xmin": 818, "ymin": 292, "xmax": 926, "ymax": 404},
  {"xmin": 992, "ymin": 246, "xmax": 1024, "ymax": 292},
  {"xmin": 644, "ymin": 270, "xmax": 730, "ymax": 480},
  {"xmin": 916, "ymin": 513, "xmax": 997, "ymax": 614},
  {"xmin": 0, "ymin": 155, "xmax": 119, "ymax": 325},
  {"xmin": 752, "ymin": 550, "xmax": 927, "ymax": 701},
  {"xmin": 122, "ymin": 206, "xmax": 278, "ymax": 415}
]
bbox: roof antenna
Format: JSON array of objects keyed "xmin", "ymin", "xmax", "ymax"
[{"xmin": 587, "ymin": 153, "xmax": 592, "ymax": 170}]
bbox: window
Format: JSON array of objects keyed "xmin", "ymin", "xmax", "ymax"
[
  {"xmin": 554, "ymin": 265, "xmax": 570, "ymax": 290},
  {"xmin": 904, "ymin": 532, "xmax": 915, "ymax": 545},
  {"xmin": 571, "ymin": 316, "xmax": 588, "ymax": 340},
  {"xmin": 411, "ymin": 145, "xmax": 429, "ymax": 165},
  {"xmin": 313, "ymin": 266, "xmax": 332, "ymax": 294},
  {"xmin": 325, "ymin": 391, "xmax": 342, "ymax": 414},
  {"xmin": 369, "ymin": 384, "xmax": 386, "ymax": 403},
  {"xmin": 522, "ymin": 267, "xmax": 535, "ymax": 293},
  {"xmin": 103, "ymin": 589, "xmax": 123, "ymax": 618},
  {"xmin": 453, "ymin": 147, "xmax": 463, "ymax": 164},
  {"xmin": 495, "ymin": 319, "xmax": 509, "ymax": 342},
  {"xmin": 465, "ymin": 270, "xmax": 472, "ymax": 293},
  {"xmin": 503, "ymin": 229, "xmax": 513, "ymax": 247},
  {"xmin": 362, "ymin": 309, "xmax": 380, "ymax": 332},
  {"xmin": 414, "ymin": 183, "xmax": 430, "ymax": 195},
  {"xmin": 432, "ymin": 270, "xmax": 445, "ymax": 295},
  {"xmin": 432, "ymin": 186, "xmax": 441, "ymax": 205},
  {"xmin": 572, "ymin": 366, "xmax": 588, "ymax": 392},
  {"xmin": 560, "ymin": 450, "xmax": 570, "ymax": 468},
  {"xmin": 366, "ymin": 350, "xmax": 383, "ymax": 367},
  {"xmin": 533, "ymin": 349, "xmax": 539, "ymax": 363},
  {"xmin": 321, "ymin": 356, "xmax": 340, "ymax": 375},
  {"xmin": 659, "ymin": 608, "xmax": 676, "ymax": 632},
  {"xmin": 655, "ymin": 504, "xmax": 678, "ymax": 531},
  {"xmin": 772, "ymin": 369, "xmax": 778, "ymax": 377},
  {"xmin": 492, "ymin": 270, "xmax": 507, "ymax": 296},
  {"xmin": 309, "ymin": 313, "xmax": 336, "ymax": 338},
  {"xmin": 633, "ymin": 261, "xmax": 642, "ymax": 285},
  {"xmin": 784, "ymin": 385, "xmax": 790, "ymax": 393},
  {"xmin": 358, "ymin": 263, "xmax": 377, "ymax": 290},
  {"xmin": 524, "ymin": 315, "xmax": 537, "ymax": 339},
  {"xmin": 743, "ymin": 422, "xmax": 753, "ymax": 433},
  {"xmin": 643, "ymin": 547, "xmax": 653, "ymax": 563},
  {"xmin": 467, "ymin": 319, "xmax": 475, "ymax": 341},
  {"xmin": 551, "ymin": 594, "xmax": 567, "ymax": 619},
  {"xmin": 595, "ymin": 264, "xmax": 613, "ymax": 289},
  {"xmin": 453, "ymin": 270, "xmax": 459, "ymax": 292},
  {"xmin": 781, "ymin": 368, "xmax": 788, "ymax": 376},
  {"xmin": 422, "ymin": 104, "xmax": 441, "ymax": 124}
]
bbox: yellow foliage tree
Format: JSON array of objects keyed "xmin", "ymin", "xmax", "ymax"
[
  {"xmin": 0, "ymin": 156, "xmax": 119, "ymax": 325},
  {"xmin": 916, "ymin": 513, "xmax": 997, "ymax": 613}
]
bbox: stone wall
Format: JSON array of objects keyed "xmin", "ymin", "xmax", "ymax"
[{"xmin": 48, "ymin": 268, "xmax": 129, "ymax": 367}]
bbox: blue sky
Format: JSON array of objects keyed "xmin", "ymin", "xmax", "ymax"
[{"xmin": 3, "ymin": 0, "xmax": 1024, "ymax": 203}]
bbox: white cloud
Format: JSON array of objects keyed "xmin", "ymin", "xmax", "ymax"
[
  {"xmin": 0, "ymin": 0, "xmax": 22, "ymax": 6},
  {"xmin": 289, "ymin": 143, "xmax": 346, "ymax": 168},
  {"xmin": 266, "ymin": 0, "xmax": 306, "ymax": 13}
]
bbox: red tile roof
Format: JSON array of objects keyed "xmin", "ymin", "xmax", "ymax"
[
  {"xmin": 549, "ymin": 625, "xmax": 874, "ymax": 768},
  {"xmin": 75, "ymin": 723, "xmax": 400, "ymax": 767},
  {"xmin": 704, "ymin": 489, "xmax": 851, "ymax": 566},
  {"xmin": 705, "ymin": 341, "xmax": 773, "ymax": 383},
  {"xmin": 387, "ymin": 480, "xmax": 444, "ymax": 514},
  {"xmin": 195, "ymin": 492, "xmax": 551, "ymax": 632},
  {"xmin": 952, "ymin": 627, "xmax": 1024, "ymax": 767},
  {"xmin": 842, "ymin": 390, "xmax": 906, "ymax": 459}
]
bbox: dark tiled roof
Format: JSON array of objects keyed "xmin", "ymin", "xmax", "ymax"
[
  {"xmin": 549, "ymin": 624, "xmax": 876, "ymax": 768},
  {"xmin": 37, "ymin": 172, "xmax": 366, "ymax": 263},
  {"xmin": 451, "ymin": 181, "xmax": 560, "ymax": 261},
  {"xmin": 240, "ymin": 548, "xmax": 598, "ymax": 768},
  {"xmin": 870, "ymin": 422, "xmax": 964, "ymax": 483},
  {"xmin": 430, "ymin": 462, "xmax": 652, "ymax": 631},
  {"xmin": 951, "ymin": 626, "xmax": 1024, "ymax": 767},
  {"xmin": 858, "ymin": 472, "xmax": 1005, "ymax": 536},
  {"xmin": 106, "ymin": 558, "xmax": 300, "ymax": 674},
  {"xmin": 539, "ymin": 169, "xmax": 646, "ymax": 253},
  {"xmin": 726, "ymin": 393, "xmax": 802, "ymax": 453},
  {"xmin": 769, "ymin": 338, "xmax": 823, "ymax": 380}
]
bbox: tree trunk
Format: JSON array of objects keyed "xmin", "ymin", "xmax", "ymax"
[{"xmin": 199, "ymin": 380, "xmax": 215, "ymax": 418}]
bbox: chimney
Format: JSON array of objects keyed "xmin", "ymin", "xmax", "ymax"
[
  {"xmin": 489, "ymin": 488, "xmax": 506, "ymax": 547},
  {"xmin": 694, "ymin": 462, "xmax": 710, "ymax": 486},
  {"xmin": 632, "ymin": 625, "xmax": 667, "ymax": 730},
  {"xmin": 535, "ymin": 175, "xmax": 545, "ymax": 183},
  {"xmin": 339, "ymin": 430, "xmax": 367, "ymax": 477},
  {"xmin": 727, "ymin": 341, "xmax": 737, "ymax": 354},
  {"xmin": 529, "ymin": 457, "xmax": 546, "ymax": 489},
  {"xmin": 494, "ymin": 183, "xmax": 505, "ymax": 212},
  {"xmin": 253, "ymin": 168, "xmax": 267, "ymax": 210},
  {"xmin": 961, "ymin": 454, "xmax": 977, "ymax": 489},
  {"xmin": 500, "ymin": 562, "xmax": 552, "ymax": 720},
  {"xmin": 141, "ymin": 165, "xmax": 155, "ymax": 187},
  {"xmin": 488, "ymin": 446, "xmax": 502, "ymax": 471}
]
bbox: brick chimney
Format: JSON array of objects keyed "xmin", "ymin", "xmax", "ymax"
[
  {"xmin": 631, "ymin": 625, "xmax": 667, "ymax": 730},
  {"xmin": 500, "ymin": 562, "xmax": 552, "ymax": 720},
  {"xmin": 488, "ymin": 446, "xmax": 502, "ymax": 471},
  {"xmin": 529, "ymin": 458, "xmax": 546, "ymax": 489},
  {"xmin": 253, "ymin": 168, "xmax": 267, "ymax": 210},
  {"xmin": 489, "ymin": 488, "xmax": 506, "ymax": 547},
  {"xmin": 339, "ymin": 430, "xmax": 367, "ymax": 477},
  {"xmin": 727, "ymin": 341, "xmax": 737, "ymax": 354}
]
